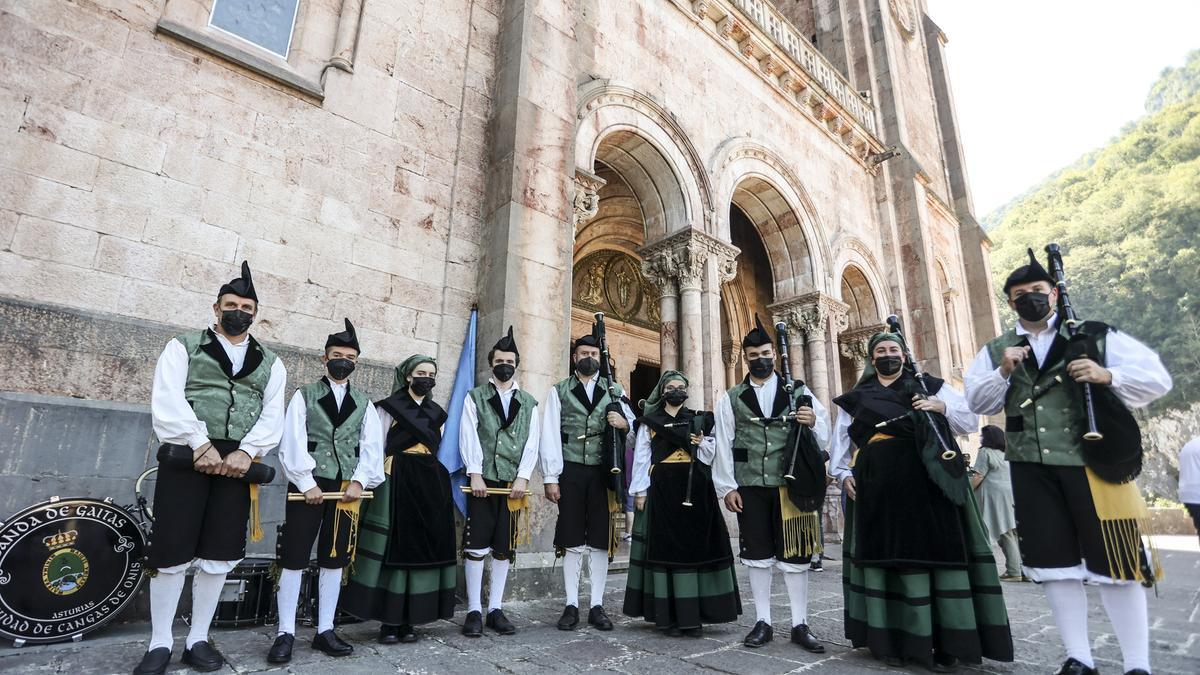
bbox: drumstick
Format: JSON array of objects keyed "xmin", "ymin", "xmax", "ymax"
[
  {"xmin": 286, "ymin": 491, "xmax": 374, "ymax": 502},
  {"xmin": 458, "ymin": 486, "xmax": 514, "ymax": 495}
]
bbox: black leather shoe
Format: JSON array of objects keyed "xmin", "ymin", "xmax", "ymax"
[
  {"xmin": 378, "ymin": 624, "xmax": 401, "ymax": 644},
  {"xmin": 312, "ymin": 629, "xmax": 353, "ymax": 657},
  {"xmin": 743, "ymin": 620, "xmax": 773, "ymax": 647},
  {"xmin": 181, "ymin": 640, "xmax": 224, "ymax": 672},
  {"xmin": 486, "ymin": 608, "xmax": 516, "ymax": 635},
  {"xmin": 557, "ymin": 605, "xmax": 579, "ymax": 630},
  {"xmin": 462, "ymin": 610, "xmax": 483, "ymax": 637},
  {"xmin": 1125, "ymin": 670, "xmax": 1150, "ymax": 675},
  {"xmin": 132, "ymin": 647, "xmax": 172, "ymax": 675},
  {"xmin": 587, "ymin": 605, "xmax": 613, "ymax": 631},
  {"xmin": 931, "ymin": 652, "xmax": 959, "ymax": 673},
  {"xmin": 790, "ymin": 624, "xmax": 825, "ymax": 653},
  {"xmin": 682, "ymin": 626, "xmax": 703, "ymax": 638},
  {"xmin": 1055, "ymin": 658, "xmax": 1099, "ymax": 675},
  {"xmin": 267, "ymin": 633, "xmax": 294, "ymax": 664},
  {"xmin": 398, "ymin": 624, "xmax": 418, "ymax": 643}
]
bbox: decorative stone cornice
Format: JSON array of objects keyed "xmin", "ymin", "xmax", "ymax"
[
  {"xmin": 769, "ymin": 291, "xmax": 850, "ymax": 339},
  {"xmin": 838, "ymin": 324, "xmax": 885, "ymax": 361},
  {"xmin": 572, "ymin": 169, "xmax": 606, "ymax": 236},
  {"xmin": 668, "ymin": 0, "xmax": 885, "ymax": 170}
]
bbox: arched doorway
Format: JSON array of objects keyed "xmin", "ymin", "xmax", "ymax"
[
  {"xmin": 837, "ymin": 265, "xmax": 885, "ymax": 391},
  {"xmin": 720, "ymin": 204, "xmax": 775, "ymax": 384}
]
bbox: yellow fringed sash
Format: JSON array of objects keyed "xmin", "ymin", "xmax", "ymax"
[
  {"xmin": 778, "ymin": 486, "xmax": 822, "ymax": 560},
  {"xmin": 329, "ymin": 480, "xmax": 364, "ymax": 564},
  {"xmin": 607, "ymin": 490, "xmax": 621, "ymax": 559},
  {"xmin": 1084, "ymin": 467, "xmax": 1161, "ymax": 582},
  {"xmin": 248, "ymin": 458, "xmax": 265, "ymax": 542},
  {"xmin": 508, "ymin": 489, "xmax": 531, "ymax": 553}
]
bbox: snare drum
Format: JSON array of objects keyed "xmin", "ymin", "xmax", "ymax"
[{"xmin": 204, "ymin": 555, "xmax": 277, "ymax": 628}]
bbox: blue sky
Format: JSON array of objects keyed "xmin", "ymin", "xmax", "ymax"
[{"xmin": 924, "ymin": 0, "xmax": 1200, "ymax": 216}]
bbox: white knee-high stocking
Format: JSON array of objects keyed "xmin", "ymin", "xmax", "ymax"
[{"xmin": 1043, "ymin": 579, "xmax": 1093, "ymax": 668}]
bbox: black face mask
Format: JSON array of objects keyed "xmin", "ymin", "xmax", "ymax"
[
  {"xmin": 326, "ymin": 358, "xmax": 355, "ymax": 381},
  {"xmin": 219, "ymin": 309, "xmax": 253, "ymax": 336},
  {"xmin": 748, "ymin": 357, "xmax": 774, "ymax": 378},
  {"xmin": 662, "ymin": 389, "xmax": 689, "ymax": 406},
  {"xmin": 1014, "ymin": 292, "xmax": 1052, "ymax": 323},
  {"xmin": 874, "ymin": 355, "xmax": 903, "ymax": 377},
  {"xmin": 575, "ymin": 357, "xmax": 599, "ymax": 377},
  {"xmin": 409, "ymin": 376, "xmax": 435, "ymax": 396},
  {"xmin": 492, "ymin": 363, "xmax": 516, "ymax": 383}
]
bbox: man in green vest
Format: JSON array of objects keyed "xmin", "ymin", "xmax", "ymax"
[
  {"xmin": 539, "ymin": 333, "xmax": 634, "ymax": 631},
  {"xmin": 267, "ymin": 318, "xmax": 385, "ymax": 664},
  {"xmin": 135, "ymin": 261, "xmax": 287, "ymax": 675},
  {"xmin": 458, "ymin": 327, "xmax": 540, "ymax": 637},
  {"xmin": 712, "ymin": 317, "xmax": 829, "ymax": 653},
  {"xmin": 966, "ymin": 249, "xmax": 1172, "ymax": 675}
]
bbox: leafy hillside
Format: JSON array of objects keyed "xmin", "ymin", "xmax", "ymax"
[{"xmin": 986, "ymin": 50, "xmax": 1200, "ymax": 411}]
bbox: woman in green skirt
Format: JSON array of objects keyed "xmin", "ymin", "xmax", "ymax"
[
  {"xmin": 829, "ymin": 333, "xmax": 1013, "ymax": 671},
  {"xmin": 623, "ymin": 371, "xmax": 740, "ymax": 636},
  {"xmin": 341, "ymin": 355, "xmax": 456, "ymax": 644}
]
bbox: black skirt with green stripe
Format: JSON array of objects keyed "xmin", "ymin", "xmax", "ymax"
[
  {"xmin": 623, "ymin": 462, "xmax": 740, "ymax": 630},
  {"xmin": 341, "ymin": 453, "xmax": 457, "ymax": 626},
  {"xmin": 842, "ymin": 438, "xmax": 1013, "ymax": 666}
]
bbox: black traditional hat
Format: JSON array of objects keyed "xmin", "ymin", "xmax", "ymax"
[
  {"xmin": 1002, "ymin": 248, "xmax": 1054, "ymax": 295},
  {"xmin": 493, "ymin": 325, "xmax": 519, "ymax": 356},
  {"xmin": 741, "ymin": 313, "xmax": 773, "ymax": 348},
  {"xmin": 325, "ymin": 318, "xmax": 360, "ymax": 353},
  {"xmin": 573, "ymin": 326, "xmax": 600, "ymax": 352},
  {"xmin": 217, "ymin": 260, "xmax": 258, "ymax": 302}
]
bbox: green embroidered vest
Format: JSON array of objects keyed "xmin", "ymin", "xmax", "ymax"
[
  {"xmin": 554, "ymin": 376, "xmax": 624, "ymax": 466},
  {"xmin": 300, "ymin": 379, "xmax": 370, "ymax": 481},
  {"xmin": 727, "ymin": 379, "xmax": 805, "ymax": 487},
  {"xmin": 468, "ymin": 383, "xmax": 537, "ymax": 482},
  {"xmin": 985, "ymin": 323, "xmax": 1107, "ymax": 466},
  {"xmin": 176, "ymin": 330, "xmax": 277, "ymax": 442}
]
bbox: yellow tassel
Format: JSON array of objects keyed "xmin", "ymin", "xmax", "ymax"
[
  {"xmin": 249, "ymin": 458, "xmax": 264, "ymax": 542},
  {"xmin": 607, "ymin": 490, "xmax": 621, "ymax": 559},
  {"xmin": 1084, "ymin": 467, "xmax": 1160, "ymax": 583},
  {"xmin": 778, "ymin": 486, "xmax": 821, "ymax": 560},
  {"xmin": 329, "ymin": 480, "xmax": 363, "ymax": 562},
  {"xmin": 507, "ymin": 487, "xmax": 531, "ymax": 552}
]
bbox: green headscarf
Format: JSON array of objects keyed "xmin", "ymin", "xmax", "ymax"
[
  {"xmin": 642, "ymin": 370, "xmax": 689, "ymax": 416},
  {"xmin": 392, "ymin": 354, "xmax": 437, "ymax": 394},
  {"xmin": 855, "ymin": 331, "xmax": 904, "ymax": 387}
]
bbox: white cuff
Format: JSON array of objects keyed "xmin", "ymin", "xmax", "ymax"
[
  {"xmin": 292, "ymin": 474, "xmax": 318, "ymax": 493},
  {"xmin": 187, "ymin": 433, "xmax": 210, "ymax": 451},
  {"xmin": 543, "ymin": 476, "xmax": 559, "ymax": 484}
]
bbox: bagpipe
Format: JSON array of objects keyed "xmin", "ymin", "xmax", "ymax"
[
  {"xmin": 1045, "ymin": 243, "xmax": 1143, "ymax": 483},
  {"xmin": 592, "ymin": 312, "xmax": 627, "ymax": 507}
]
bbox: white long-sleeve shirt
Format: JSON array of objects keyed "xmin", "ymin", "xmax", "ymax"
[
  {"xmin": 150, "ymin": 330, "xmax": 287, "ymax": 457},
  {"xmin": 829, "ymin": 382, "xmax": 978, "ymax": 483},
  {"xmin": 458, "ymin": 379, "xmax": 541, "ymax": 481},
  {"xmin": 711, "ymin": 376, "xmax": 831, "ymax": 499},
  {"xmin": 278, "ymin": 382, "xmax": 385, "ymax": 493},
  {"xmin": 964, "ymin": 314, "xmax": 1173, "ymax": 415},
  {"xmin": 629, "ymin": 421, "xmax": 716, "ymax": 495},
  {"xmin": 538, "ymin": 375, "xmax": 635, "ymax": 483},
  {"xmin": 1178, "ymin": 437, "xmax": 1200, "ymax": 504}
]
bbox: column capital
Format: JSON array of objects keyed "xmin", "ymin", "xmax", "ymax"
[
  {"xmin": 768, "ymin": 291, "xmax": 849, "ymax": 339},
  {"xmin": 638, "ymin": 228, "xmax": 740, "ymax": 292},
  {"xmin": 572, "ymin": 169, "xmax": 606, "ymax": 236},
  {"xmin": 838, "ymin": 324, "xmax": 884, "ymax": 361},
  {"xmin": 721, "ymin": 341, "xmax": 740, "ymax": 367}
]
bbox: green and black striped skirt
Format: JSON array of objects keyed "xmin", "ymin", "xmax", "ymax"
[
  {"xmin": 341, "ymin": 455, "xmax": 457, "ymax": 626},
  {"xmin": 842, "ymin": 491, "xmax": 1014, "ymax": 666},
  {"xmin": 623, "ymin": 472, "xmax": 740, "ymax": 631}
]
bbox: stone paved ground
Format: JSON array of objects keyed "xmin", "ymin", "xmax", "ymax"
[{"xmin": 2, "ymin": 538, "xmax": 1197, "ymax": 674}]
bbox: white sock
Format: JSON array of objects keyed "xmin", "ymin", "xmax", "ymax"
[
  {"xmin": 588, "ymin": 549, "xmax": 608, "ymax": 608},
  {"xmin": 148, "ymin": 570, "xmax": 187, "ymax": 651},
  {"xmin": 563, "ymin": 550, "xmax": 582, "ymax": 607},
  {"xmin": 317, "ymin": 568, "xmax": 341, "ymax": 633},
  {"xmin": 1099, "ymin": 583, "xmax": 1151, "ymax": 673},
  {"xmin": 465, "ymin": 557, "xmax": 485, "ymax": 613},
  {"xmin": 748, "ymin": 566, "xmax": 773, "ymax": 624},
  {"xmin": 1043, "ymin": 579, "xmax": 1093, "ymax": 668},
  {"xmin": 186, "ymin": 571, "xmax": 227, "ymax": 648},
  {"xmin": 783, "ymin": 570, "xmax": 809, "ymax": 627},
  {"xmin": 488, "ymin": 558, "xmax": 511, "ymax": 612},
  {"xmin": 276, "ymin": 568, "xmax": 303, "ymax": 636}
]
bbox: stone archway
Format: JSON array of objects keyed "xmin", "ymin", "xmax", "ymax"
[{"xmin": 836, "ymin": 265, "xmax": 887, "ymax": 391}]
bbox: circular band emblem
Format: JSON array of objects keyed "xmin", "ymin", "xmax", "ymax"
[{"xmin": 0, "ymin": 498, "xmax": 145, "ymax": 644}]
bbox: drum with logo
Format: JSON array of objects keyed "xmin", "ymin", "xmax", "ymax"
[
  {"xmin": 0, "ymin": 497, "xmax": 146, "ymax": 645},
  {"xmin": 206, "ymin": 555, "xmax": 277, "ymax": 628}
]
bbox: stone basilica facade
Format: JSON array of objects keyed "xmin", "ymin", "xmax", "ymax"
[{"xmin": 0, "ymin": 0, "xmax": 997, "ymax": 552}]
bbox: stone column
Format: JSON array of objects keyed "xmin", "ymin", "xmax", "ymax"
[
  {"xmin": 701, "ymin": 242, "xmax": 739, "ymax": 407},
  {"xmin": 678, "ymin": 260, "xmax": 706, "ymax": 397},
  {"xmin": 641, "ymin": 252, "xmax": 680, "ymax": 371},
  {"xmin": 770, "ymin": 292, "xmax": 848, "ymax": 412},
  {"xmin": 722, "ymin": 343, "xmax": 740, "ymax": 389}
]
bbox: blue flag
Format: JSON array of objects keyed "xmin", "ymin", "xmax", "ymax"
[{"xmin": 438, "ymin": 307, "xmax": 476, "ymax": 516}]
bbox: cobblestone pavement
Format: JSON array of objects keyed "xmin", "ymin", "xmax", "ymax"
[{"xmin": 2, "ymin": 538, "xmax": 1197, "ymax": 674}]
